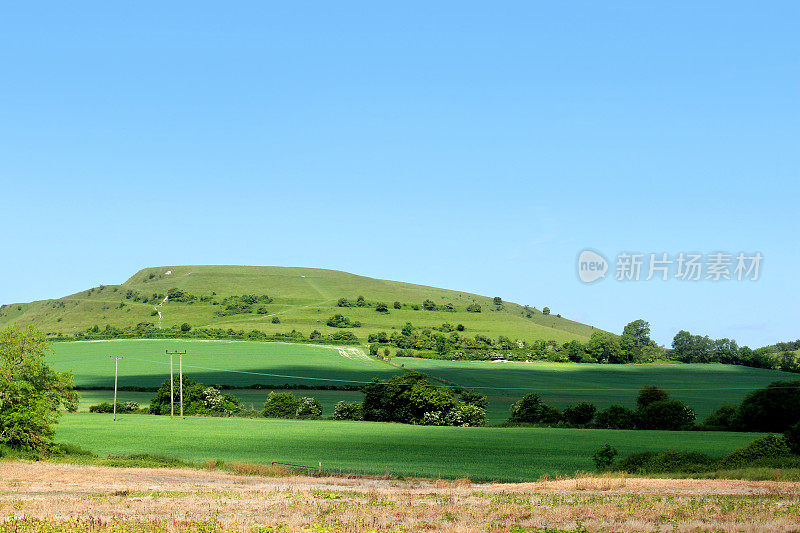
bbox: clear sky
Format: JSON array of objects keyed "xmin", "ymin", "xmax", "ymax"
[{"xmin": 1, "ymin": 2, "xmax": 798, "ymax": 347}]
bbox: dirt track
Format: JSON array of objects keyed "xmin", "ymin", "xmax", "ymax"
[{"xmin": 1, "ymin": 462, "xmax": 799, "ymax": 531}]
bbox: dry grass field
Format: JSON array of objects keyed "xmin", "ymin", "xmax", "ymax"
[{"xmin": 1, "ymin": 462, "xmax": 799, "ymax": 532}]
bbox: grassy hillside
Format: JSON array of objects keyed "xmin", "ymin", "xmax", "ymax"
[
  {"xmin": 0, "ymin": 265, "xmax": 599, "ymax": 344},
  {"xmin": 56, "ymin": 413, "xmax": 763, "ymax": 481}
]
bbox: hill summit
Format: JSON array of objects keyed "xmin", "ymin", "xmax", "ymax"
[{"xmin": 0, "ymin": 265, "xmax": 598, "ymax": 343}]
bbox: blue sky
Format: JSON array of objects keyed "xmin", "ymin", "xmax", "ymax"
[{"xmin": 1, "ymin": 2, "xmax": 797, "ymax": 347}]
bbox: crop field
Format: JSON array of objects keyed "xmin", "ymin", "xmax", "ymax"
[
  {"xmin": 50, "ymin": 339, "xmax": 399, "ymax": 389},
  {"xmin": 55, "ymin": 340, "xmax": 799, "ymax": 423},
  {"xmin": 401, "ymin": 357, "xmax": 797, "ymax": 421},
  {"xmin": 55, "ymin": 413, "xmax": 762, "ymax": 482}
]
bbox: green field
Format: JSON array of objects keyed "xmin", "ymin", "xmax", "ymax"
[
  {"xmin": 54, "ymin": 340, "xmax": 799, "ymax": 423},
  {"xmin": 50, "ymin": 339, "xmax": 400, "ymax": 389},
  {"xmin": 0, "ymin": 265, "xmax": 598, "ymax": 343},
  {"xmin": 400, "ymin": 357, "xmax": 797, "ymax": 421},
  {"xmin": 55, "ymin": 413, "xmax": 763, "ymax": 482}
]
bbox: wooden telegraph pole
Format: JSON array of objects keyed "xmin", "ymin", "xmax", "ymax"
[
  {"xmin": 166, "ymin": 350, "xmax": 187, "ymax": 418},
  {"xmin": 109, "ymin": 356, "xmax": 123, "ymax": 421}
]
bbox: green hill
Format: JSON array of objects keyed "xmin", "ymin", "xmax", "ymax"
[{"xmin": 0, "ymin": 265, "xmax": 599, "ymax": 343}]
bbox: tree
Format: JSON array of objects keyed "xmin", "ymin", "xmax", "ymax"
[
  {"xmin": 593, "ymin": 444, "xmax": 618, "ymax": 470},
  {"xmin": 422, "ymin": 299, "xmax": 437, "ymax": 311},
  {"xmin": 785, "ymin": 421, "xmax": 800, "ymax": 454},
  {"xmin": 595, "ymin": 405, "xmax": 637, "ymax": 429},
  {"xmin": 295, "ymin": 397, "xmax": 322, "ymax": 419},
  {"xmin": 622, "ymin": 319, "xmax": 651, "ymax": 346},
  {"xmin": 149, "ymin": 376, "xmax": 242, "ymax": 416},
  {"xmin": 180, "ymin": 323, "xmax": 191, "ymax": 332},
  {"xmin": 493, "ymin": 297, "xmax": 503, "ymax": 306},
  {"xmin": 735, "ymin": 381, "xmax": 800, "ymax": 432},
  {"xmin": 336, "ymin": 298, "xmax": 352, "ymax": 307},
  {"xmin": 262, "ymin": 391, "xmax": 301, "ymax": 418},
  {"xmin": 356, "ymin": 295, "xmax": 366, "ymax": 307},
  {"xmin": 636, "ymin": 386, "xmax": 670, "ymax": 410},
  {"xmin": 563, "ymin": 402, "xmax": 597, "ymax": 426},
  {"xmin": 332, "ymin": 400, "xmax": 362, "ymax": 421},
  {"xmin": 509, "ymin": 393, "xmax": 546, "ymax": 423},
  {"xmin": 542, "ymin": 307, "xmax": 550, "ymax": 315},
  {"xmin": 586, "ymin": 331, "xmax": 623, "ymax": 364},
  {"xmin": 375, "ymin": 302, "xmax": 389, "ymax": 313},
  {"xmin": 638, "ymin": 399, "xmax": 696, "ymax": 430},
  {"xmin": 0, "ymin": 326, "xmax": 78, "ymax": 451},
  {"xmin": 393, "ymin": 301, "xmax": 402, "ymax": 309}
]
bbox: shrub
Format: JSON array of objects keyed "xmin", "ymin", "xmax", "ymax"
[
  {"xmin": 636, "ymin": 386, "xmax": 670, "ymax": 409},
  {"xmin": 393, "ymin": 301, "xmax": 402, "ymax": 309},
  {"xmin": 593, "ymin": 444, "xmax": 618, "ymax": 470},
  {"xmin": 509, "ymin": 393, "xmax": 561, "ymax": 424},
  {"xmin": 444, "ymin": 404, "xmax": 486, "ymax": 427},
  {"xmin": 703, "ymin": 404, "xmax": 737, "ymax": 429},
  {"xmin": 89, "ymin": 402, "xmax": 114, "ymax": 413},
  {"xmin": 375, "ymin": 302, "xmax": 389, "ymax": 313},
  {"xmin": 271, "ymin": 316, "xmax": 280, "ymax": 324},
  {"xmin": 336, "ymin": 298, "xmax": 352, "ymax": 307},
  {"xmin": 615, "ymin": 450, "xmax": 716, "ymax": 474},
  {"xmin": 422, "ymin": 299, "xmax": 437, "ymax": 311},
  {"xmin": 326, "ymin": 314, "xmax": 361, "ymax": 328},
  {"xmin": 563, "ymin": 402, "xmax": 596, "ymax": 426},
  {"xmin": 785, "ymin": 421, "xmax": 800, "ymax": 454},
  {"xmin": 720, "ymin": 434, "xmax": 792, "ymax": 468},
  {"xmin": 262, "ymin": 392, "xmax": 300, "ymax": 418},
  {"xmin": 180, "ymin": 323, "xmax": 191, "ymax": 332},
  {"xmin": 332, "ymin": 401, "xmax": 362, "ymax": 421},
  {"xmin": 466, "ymin": 303, "xmax": 482, "ymax": 313},
  {"xmin": 735, "ymin": 381, "xmax": 800, "ymax": 432},
  {"xmin": 638, "ymin": 399, "xmax": 696, "ymax": 430},
  {"xmin": 295, "ymin": 397, "xmax": 322, "ymax": 419},
  {"xmin": 595, "ymin": 405, "xmax": 637, "ymax": 429}
]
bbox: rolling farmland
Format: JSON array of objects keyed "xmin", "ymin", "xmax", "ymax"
[{"xmin": 55, "ymin": 413, "xmax": 762, "ymax": 482}]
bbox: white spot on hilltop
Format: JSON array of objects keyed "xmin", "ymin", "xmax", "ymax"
[{"xmin": 165, "ymin": 270, "xmax": 172, "ymax": 275}]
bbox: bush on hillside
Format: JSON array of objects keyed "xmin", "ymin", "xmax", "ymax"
[
  {"xmin": 332, "ymin": 401, "xmax": 362, "ymax": 421},
  {"xmin": 735, "ymin": 381, "xmax": 800, "ymax": 432},
  {"xmin": 785, "ymin": 422, "xmax": 800, "ymax": 454},
  {"xmin": 638, "ymin": 399, "xmax": 696, "ymax": 430},
  {"xmin": 636, "ymin": 386, "xmax": 670, "ymax": 410},
  {"xmin": 295, "ymin": 397, "xmax": 323, "ymax": 419},
  {"xmin": 595, "ymin": 405, "xmax": 637, "ymax": 429},
  {"xmin": 703, "ymin": 404, "xmax": 737, "ymax": 430},
  {"xmin": 326, "ymin": 314, "xmax": 361, "ymax": 328},
  {"xmin": 509, "ymin": 393, "xmax": 561, "ymax": 424},
  {"xmin": 719, "ymin": 435, "xmax": 792, "ymax": 468},
  {"xmin": 563, "ymin": 402, "xmax": 597, "ymax": 426},
  {"xmin": 262, "ymin": 391, "xmax": 301, "ymax": 418},
  {"xmin": 592, "ymin": 444, "xmax": 618, "ymax": 470}
]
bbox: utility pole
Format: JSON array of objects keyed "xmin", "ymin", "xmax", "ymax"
[
  {"xmin": 109, "ymin": 356, "xmax": 123, "ymax": 421},
  {"xmin": 166, "ymin": 350, "xmax": 186, "ymax": 418}
]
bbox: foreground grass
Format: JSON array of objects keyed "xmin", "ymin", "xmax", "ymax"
[
  {"xmin": 53, "ymin": 413, "xmax": 765, "ymax": 482},
  {"xmin": 2, "ymin": 462, "xmax": 800, "ymax": 532}
]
